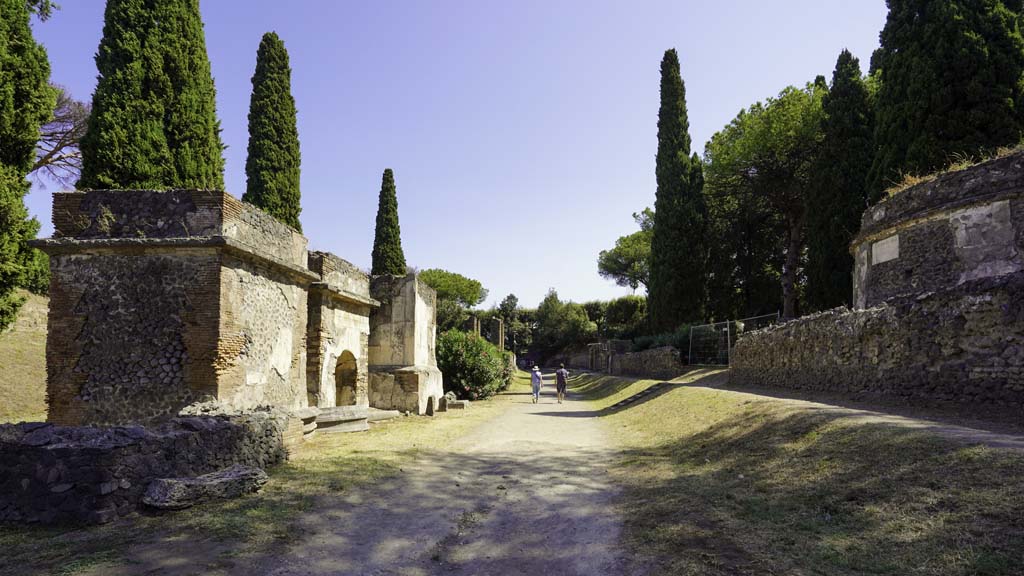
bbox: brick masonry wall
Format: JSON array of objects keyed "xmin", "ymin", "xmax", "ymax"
[
  {"xmin": 0, "ymin": 411, "xmax": 288, "ymax": 525},
  {"xmin": 731, "ymin": 275, "xmax": 1024, "ymax": 409}
]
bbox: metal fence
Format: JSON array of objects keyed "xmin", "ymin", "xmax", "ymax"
[{"xmin": 687, "ymin": 312, "xmax": 780, "ymax": 366}]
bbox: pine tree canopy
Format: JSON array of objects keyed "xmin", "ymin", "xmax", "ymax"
[
  {"xmin": 242, "ymin": 32, "xmax": 302, "ymax": 231},
  {"xmin": 868, "ymin": 0, "xmax": 1024, "ymax": 195},
  {"xmin": 805, "ymin": 50, "xmax": 874, "ymax": 311},
  {"xmin": 647, "ymin": 48, "xmax": 707, "ymax": 332},
  {"xmin": 371, "ymin": 168, "xmax": 407, "ymax": 276},
  {"xmin": 78, "ymin": 0, "xmax": 224, "ymax": 190}
]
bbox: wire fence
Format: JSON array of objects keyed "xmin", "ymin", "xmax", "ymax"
[{"xmin": 687, "ymin": 312, "xmax": 780, "ymax": 366}]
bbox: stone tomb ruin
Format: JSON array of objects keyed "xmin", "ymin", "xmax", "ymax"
[
  {"xmin": 0, "ymin": 188, "xmax": 444, "ymax": 524},
  {"xmin": 732, "ymin": 151, "xmax": 1024, "ymax": 411},
  {"xmin": 32, "ymin": 188, "xmax": 443, "ymax": 424}
]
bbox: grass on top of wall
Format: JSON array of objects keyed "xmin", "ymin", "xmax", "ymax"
[{"xmin": 570, "ymin": 372, "xmax": 1024, "ymax": 576}]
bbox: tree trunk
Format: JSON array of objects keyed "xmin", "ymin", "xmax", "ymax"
[{"xmin": 781, "ymin": 214, "xmax": 802, "ymax": 319}]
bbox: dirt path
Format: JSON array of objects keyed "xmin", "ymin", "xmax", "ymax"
[{"xmin": 258, "ymin": 385, "xmax": 630, "ymax": 575}]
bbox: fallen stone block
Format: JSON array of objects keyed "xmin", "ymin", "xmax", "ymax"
[
  {"xmin": 142, "ymin": 464, "xmax": 268, "ymax": 510},
  {"xmin": 447, "ymin": 400, "xmax": 470, "ymax": 410}
]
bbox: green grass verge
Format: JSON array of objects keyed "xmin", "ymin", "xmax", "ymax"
[
  {"xmin": 0, "ymin": 290, "xmax": 48, "ymax": 423},
  {"xmin": 572, "ymin": 371, "xmax": 1024, "ymax": 576}
]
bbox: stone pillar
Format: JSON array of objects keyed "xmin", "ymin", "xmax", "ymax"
[
  {"xmin": 487, "ymin": 317, "xmax": 505, "ymax": 351},
  {"xmin": 462, "ymin": 315, "xmax": 480, "ymax": 336},
  {"xmin": 367, "ymin": 273, "xmax": 444, "ymax": 415}
]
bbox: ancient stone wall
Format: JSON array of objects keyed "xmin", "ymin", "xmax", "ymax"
[
  {"xmin": 368, "ymin": 274, "xmax": 438, "ymax": 368},
  {"xmin": 610, "ymin": 347, "xmax": 685, "ymax": 381},
  {"xmin": 35, "ymin": 190, "xmax": 316, "ymax": 426},
  {"xmin": 852, "ymin": 152, "xmax": 1024, "ymax": 309},
  {"xmin": 306, "ymin": 252, "xmax": 376, "ymax": 408},
  {"xmin": 0, "ymin": 411, "xmax": 287, "ymax": 525},
  {"xmin": 216, "ymin": 255, "xmax": 309, "ymax": 411},
  {"xmin": 731, "ymin": 275, "xmax": 1024, "ymax": 409},
  {"xmin": 44, "ymin": 252, "xmax": 220, "ymax": 426}
]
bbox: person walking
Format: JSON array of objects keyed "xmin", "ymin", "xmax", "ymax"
[
  {"xmin": 530, "ymin": 365, "xmax": 543, "ymax": 403},
  {"xmin": 555, "ymin": 363, "xmax": 569, "ymax": 404}
]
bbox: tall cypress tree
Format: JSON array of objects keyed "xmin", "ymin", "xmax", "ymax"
[
  {"xmin": 78, "ymin": 0, "xmax": 224, "ymax": 190},
  {"xmin": 242, "ymin": 32, "xmax": 302, "ymax": 231},
  {"xmin": 0, "ymin": 0, "xmax": 56, "ymax": 329},
  {"xmin": 648, "ymin": 49, "xmax": 707, "ymax": 333},
  {"xmin": 867, "ymin": 0, "xmax": 1024, "ymax": 196},
  {"xmin": 153, "ymin": 0, "xmax": 224, "ymax": 189},
  {"xmin": 806, "ymin": 50, "xmax": 874, "ymax": 311},
  {"xmin": 371, "ymin": 168, "xmax": 407, "ymax": 276}
]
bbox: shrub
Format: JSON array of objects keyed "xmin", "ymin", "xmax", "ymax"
[{"xmin": 436, "ymin": 330, "xmax": 509, "ymax": 400}]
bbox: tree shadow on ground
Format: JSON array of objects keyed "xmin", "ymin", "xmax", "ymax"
[{"xmin": 615, "ymin": 406, "xmax": 1024, "ymax": 575}]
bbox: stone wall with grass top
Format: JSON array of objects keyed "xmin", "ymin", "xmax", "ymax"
[
  {"xmin": 731, "ymin": 275, "xmax": 1024, "ymax": 409},
  {"xmin": 610, "ymin": 346, "xmax": 685, "ymax": 381},
  {"xmin": 0, "ymin": 408, "xmax": 288, "ymax": 525}
]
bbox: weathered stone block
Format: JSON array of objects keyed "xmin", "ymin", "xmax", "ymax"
[{"xmin": 142, "ymin": 464, "xmax": 268, "ymax": 510}]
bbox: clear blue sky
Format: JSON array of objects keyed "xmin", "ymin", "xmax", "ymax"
[{"xmin": 26, "ymin": 0, "xmax": 888, "ymax": 309}]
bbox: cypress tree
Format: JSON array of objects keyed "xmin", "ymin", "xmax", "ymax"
[
  {"xmin": 0, "ymin": 0, "xmax": 56, "ymax": 329},
  {"xmin": 78, "ymin": 0, "xmax": 224, "ymax": 190},
  {"xmin": 242, "ymin": 32, "xmax": 302, "ymax": 231},
  {"xmin": 371, "ymin": 168, "xmax": 407, "ymax": 276},
  {"xmin": 647, "ymin": 49, "xmax": 707, "ymax": 333},
  {"xmin": 806, "ymin": 50, "xmax": 874, "ymax": 311},
  {"xmin": 867, "ymin": 0, "xmax": 1024, "ymax": 197}
]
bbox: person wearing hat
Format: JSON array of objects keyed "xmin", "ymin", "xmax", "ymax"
[
  {"xmin": 530, "ymin": 365, "xmax": 543, "ymax": 403},
  {"xmin": 555, "ymin": 363, "xmax": 569, "ymax": 404}
]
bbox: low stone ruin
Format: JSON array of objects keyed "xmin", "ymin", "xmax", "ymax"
[{"xmin": 0, "ymin": 409, "xmax": 287, "ymax": 524}]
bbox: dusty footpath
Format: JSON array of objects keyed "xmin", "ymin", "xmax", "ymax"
[{"xmin": 261, "ymin": 386, "xmax": 630, "ymax": 575}]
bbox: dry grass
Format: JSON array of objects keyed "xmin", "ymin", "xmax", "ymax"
[
  {"xmin": 572, "ymin": 371, "xmax": 1024, "ymax": 576},
  {"xmin": 0, "ymin": 290, "xmax": 48, "ymax": 423},
  {"xmin": 885, "ymin": 144, "xmax": 1024, "ymax": 197},
  {"xmin": 0, "ymin": 378, "xmax": 526, "ymax": 576}
]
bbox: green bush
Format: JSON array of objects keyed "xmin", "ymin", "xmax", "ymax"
[{"xmin": 436, "ymin": 330, "xmax": 510, "ymax": 400}]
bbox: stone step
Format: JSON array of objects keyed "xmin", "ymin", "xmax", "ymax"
[
  {"xmin": 316, "ymin": 406, "xmax": 369, "ymax": 424},
  {"xmin": 367, "ymin": 408, "xmax": 401, "ymax": 422},
  {"xmin": 317, "ymin": 418, "xmax": 369, "ymax": 433}
]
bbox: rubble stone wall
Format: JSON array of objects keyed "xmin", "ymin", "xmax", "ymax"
[
  {"xmin": 44, "ymin": 251, "xmax": 220, "ymax": 426},
  {"xmin": 0, "ymin": 412, "xmax": 287, "ymax": 525},
  {"xmin": 610, "ymin": 347, "xmax": 685, "ymax": 381},
  {"xmin": 731, "ymin": 275, "xmax": 1024, "ymax": 408},
  {"xmin": 852, "ymin": 153, "xmax": 1024, "ymax": 309}
]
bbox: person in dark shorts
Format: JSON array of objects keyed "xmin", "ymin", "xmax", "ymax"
[{"xmin": 555, "ymin": 363, "xmax": 569, "ymax": 404}]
